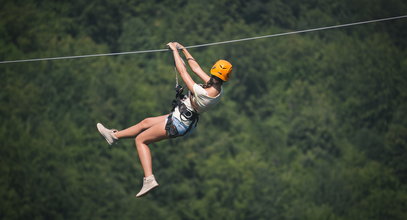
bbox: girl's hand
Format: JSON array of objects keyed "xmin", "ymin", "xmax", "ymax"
[
  {"xmin": 175, "ymin": 42, "xmax": 185, "ymax": 50},
  {"xmin": 167, "ymin": 42, "xmax": 178, "ymax": 51}
]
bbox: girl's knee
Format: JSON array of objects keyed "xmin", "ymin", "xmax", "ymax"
[
  {"xmin": 139, "ymin": 117, "xmax": 154, "ymax": 129},
  {"xmin": 135, "ymin": 135, "xmax": 149, "ymax": 147},
  {"xmin": 139, "ymin": 118, "xmax": 148, "ymax": 127},
  {"xmin": 135, "ymin": 136, "xmax": 143, "ymax": 146}
]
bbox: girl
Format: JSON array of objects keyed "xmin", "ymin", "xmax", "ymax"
[{"xmin": 97, "ymin": 42, "xmax": 232, "ymax": 197}]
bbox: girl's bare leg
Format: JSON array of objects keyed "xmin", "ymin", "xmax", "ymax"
[
  {"xmin": 114, "ymin": 114, "xmax": 169, "ymax": 139},
  {"xmin": 134, "ymin": 119, "xmax": 168, "ymax": 177}
]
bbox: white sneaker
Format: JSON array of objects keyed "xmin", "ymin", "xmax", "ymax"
[
  {"xmin": 96, "ymin": 123, "xmax": 118, "ymax": 145},
  {"xmin": 136, "ymin": 175, "xmax": 159, "ymax": 197}
]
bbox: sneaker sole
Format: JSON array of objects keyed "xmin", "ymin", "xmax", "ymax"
[{"xmin": 136, "ymin": 184, "xmax": 159, "ymax": 198}]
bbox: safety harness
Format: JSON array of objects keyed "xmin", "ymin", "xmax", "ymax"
[{"xmin": 165, "ymin": 67, "xmax": 199, "ymax": 138}]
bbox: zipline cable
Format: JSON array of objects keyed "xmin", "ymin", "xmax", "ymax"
[{"xmin": 1, "ymin": 15, "xmax": 406, "ymax": 64}]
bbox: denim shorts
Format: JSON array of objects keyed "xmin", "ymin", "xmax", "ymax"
[
  {"xmin": 172, "ymin": 116, "xmax": 189, "ymax": 135},
  {"xmin": 165, "ymin": 114, "xmax": 195, "ymax": 138}
]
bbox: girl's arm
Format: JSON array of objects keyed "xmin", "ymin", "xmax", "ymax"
[
  {"xmin": 176, "ymin": 43, "xmax": 211, "ymax": 83},
  {"xmin": 168, "ymin": 42, "xmax": 196, "ymax": 92}
]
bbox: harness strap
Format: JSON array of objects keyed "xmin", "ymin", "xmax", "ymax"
[
  {"xmin": 168, "ymin": 97, "xmax": 199, "ymax": 138},
  {"xmin": 165, "ymin": 111, "xmax": 199, "ymax": 138}
]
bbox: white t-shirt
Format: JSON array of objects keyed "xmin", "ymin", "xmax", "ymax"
[{"xmin": 173, "ymin": 83, "xmax": 223, "ymax": 125}]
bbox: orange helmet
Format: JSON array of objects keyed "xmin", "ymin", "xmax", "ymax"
[{"xmin": 210, "ymin": 60, "xmax": 232, "ymax": 81}]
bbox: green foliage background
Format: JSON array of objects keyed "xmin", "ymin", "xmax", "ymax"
[{"xmin": 1, "ymin": 0, "xmax": 406, "ymax": 219}]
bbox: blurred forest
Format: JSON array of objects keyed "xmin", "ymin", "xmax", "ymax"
[{"xmin": 1, "ymin": 0, "xmax": 407, "ymax": 219}]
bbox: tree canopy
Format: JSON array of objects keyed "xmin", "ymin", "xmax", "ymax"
[{"xmin": 1, "ymin": 0, "xmax": 407, "ymax": 219}]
